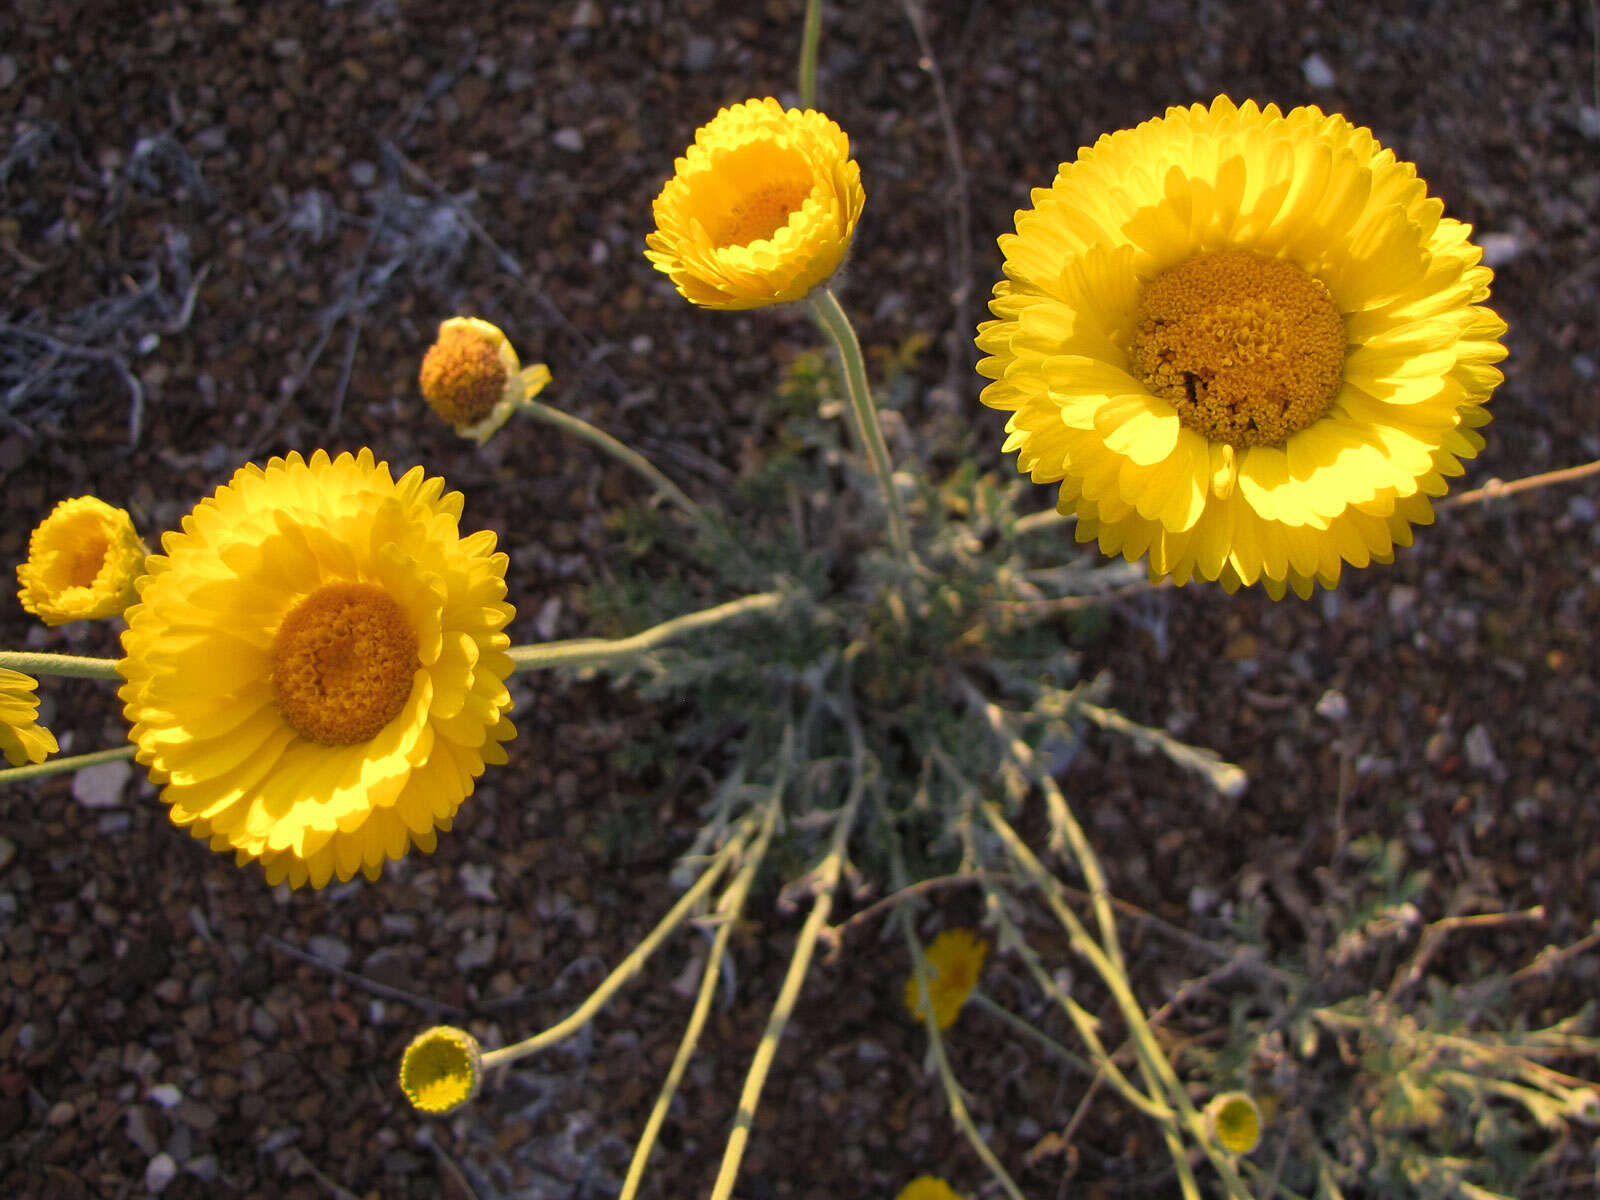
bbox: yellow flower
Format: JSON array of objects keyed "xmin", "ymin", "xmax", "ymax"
[
  {"xmin": 418, "ymin": 316, "xmax": 552, "ymax": 444},
  {"xmin": 895, "ymin": 1178, "xmax": 965, "ymax": 1200},
  {"xmin": 17, "ymin": 496, "xmax": 146, "ymax": 625},
  {"xmin": 0, "ymin": 667, "xmax": 58, "ymax": 767},
  {"xmin": 646, "ymin": 97, "xmax": 865, "ymax": 309},
  {"xmin": 117, "ymin": 449, "xmax": 516, "ymax": 889},
  {"xmin": 977, "ymin": 95, "xmax": 1508, "ymax": 599},
  {"xmin": 905, "ymin": 928, "xmax": 987, "ymax": 1030},
  {"xmin": 399, "ymin": 1026, "xmax": 482, "ymax": 1115},
  {"xmin": 1205, "ymin": 1091, "xmax": 1263, "ymax": 1154}
]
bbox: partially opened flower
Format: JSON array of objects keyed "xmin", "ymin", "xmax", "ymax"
[
  {"xmin": 399, "ymin": 1025, "xmax": 483, "ymax": 1115},
  {"xmin": 1205, "ymin": 1091, "xmax": 1264, "ymax": 1155},
  {"xmin": 904, "ymin": 927, "xmax": 988, "ymax": 1031},
  {"xmin": 0, "ymin": 667, "xmax": 58, "ymax": 767},
  {"xmin": 978, "ymin": 96, "xmax": 1508, "ymax": 598},
  {"xmin": 117, "ymin": 449, "xmax": 516, "ymax": 888},
  {"xmin": 419, "ymin": 316, "xmax": 552, "ymax": 444},
  {"xmin": 895, "ymin": 1178, "xmax": 965, "ymax": 1200},
  {"xmin": 17, "ymin": 496, "xmax": 146, "ymax": 625},
  {"xmin": 646, "ymin": 97, "xmax": 865, "ymax": 309}
]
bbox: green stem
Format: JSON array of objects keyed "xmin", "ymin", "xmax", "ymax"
[
  {"xmin": 0, "ymin": 744, "xmax": 136, "ymax": 785},
  {"xmin": 0, "ymin": 651, "xmax": 121, "ymax": 680},
  {"xmin": 480, "ymin": 824, "xmax": 751, "ymax": 1070},
  {"xmin": 619, "ymin": 785, "xmax": 782, "ymax": 1200},
  {"xmin": 508, "ymin": 591, "xmax": 784, "ymax": 673},
  {"xmin": 970, "ymin": 989, "xmax": 1100, "ymax": 1081},
  {"xmin": 709, "ymin": 761, "xmax": 862, "ymax": 1200},
  {"xmin": 516, "ymin": 397, "xmax": 708, "ymax": 526},
  {"xmin": 807, "ymin": 288, "xmax": 914, "ymax": 571},
  {"xmin": 798, "ymin": 0, "xmax": 822, "ymax": 108}
]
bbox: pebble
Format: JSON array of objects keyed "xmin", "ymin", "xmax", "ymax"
[
  {"xmin": 682, "ymin": 35, "xmax": 716, "ymax": 71},
  {"xmin": 145, "ymin": 1152, "xmax": 178, "ymax": 1193},
  {"xmin": 458, "ymin": 863, "xmax": 496, "ymax": 902},
  {"xmin": 551, "ymin": 127, "xmax": 584, "ymax": 153},
  {"xmin": 71, "ymin": 759, "xmax": 131, "ymax": 808},
  {"xmin": 0, "ymin": 837, "xmax": 13, "ymax": 872},
  {"xmin": 1301, "ymin": 52, "xmax": 1336, "ymax": 88},
  {"xmin": 1463, "ymin": 724, "xmax": 1497, "ymax": 770},
  {"xmin": 306, "ymin": 935, "xmax": 350, "ymax": 971},
  {"xmin": 1314, "ymin": 689, "xmax": 1350, "ymax": 722},
  {"xmin": 148, "ymin": 1084, "xmax": 183, "ymax": 1109}
]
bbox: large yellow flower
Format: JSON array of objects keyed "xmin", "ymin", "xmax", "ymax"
[
  {"xmin": 0, "ymin": 667, "xmax": 58, "ymax": 767},
  {"xmin": 646, "ymin": 97, "xmax": 865, "ymax": 309},
  {"xmin": 117, "ymin": 449, "xmax": 516, "ymax": 889},
  {"xmin": 17, "ymin": 496, "xmax": 146, "ymax": 625},
  {"xmin": 977, "ymin": 96, "xmax": 1508, "ymax": 598},
  {"xmin": 905, "ymin": 928, "xmax": 987, "ymax": 1031},
  {"xmin": 895, "ymin": 1178, "xmax": 965, "ymax": 1200}
]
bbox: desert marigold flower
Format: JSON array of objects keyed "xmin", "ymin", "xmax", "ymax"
[
  {"xmin": 977, "ymin": 95, "xmax": 1508, "ymax": 599},
  {"xmin": 399, "ymin": 1026, "xmax": 483, "ymax": 1115},
  {"xmin": 418, "ymin": 316, "xmax": 552, "ymax": 443},
  {"xmin": 904, "ymin": 928, "xmax": 987, "ymax": 1031},
  {"xmin": 17, "ymin": 496, "xmax": 146, "ymax": 626},
  {"xmin": 646, "ymin": 97, "xmax": 865, "ymax": 309},
  {"xmin": 117, "ymin": 449, "xmax": 516, "ymax": 889},
  {"xmin": 1205, "ymin": 1091, "xmax": 1263, "ymax": 1155},
  {"xmin": 895, "ymin": 1178, "xmax": 964, "ymax": 1200},
  {"xmin": 0, "ymin": 667, "xmax": 58, "ymax": 767}
]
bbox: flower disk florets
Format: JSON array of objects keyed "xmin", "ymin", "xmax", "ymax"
[
  {"xmin": 399, "ymin": 1026, "xmax": 482, "ymax": 1115},
  {"xmin": 117, "ymin": 449, "xmax": 516, "ymax": 889},
  {"xmin": 646, "ymin": 97, "xmax": 865, "ymax": 309},
  {"xmin": 17, "ymin": 496, "xmax": 146, "ymax": 626}
]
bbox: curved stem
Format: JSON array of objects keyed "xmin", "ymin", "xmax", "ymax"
[
  {"xmin": 516, "ymin": 396, "xmax": 708, "ymax": 525},
  {"xmin": 508, "ymin": 591, "xmax": 784, "ymax": 674},
  {"xmin": 480, "ymin": 825, "xmax": 751, "ymax": 1070},
  {"xmin": 0, "ymin": 744, "xmax": 136, "ymax": 785},
  {"xmin": 807, "ymin": 288, "xmax": 914, "ymax": 570},
  {"xmin": 709, "ymin": 760, "xmax": 861, "ymax": 1199},
  {"xmin": 0, "ymin": 651, "xmax": 121, "ymax": 680},
  {"xmin": 619, "ymin": 787, "xmax": 782, "ymax": 1200},
  {"xmin": 798, "ymin": 0, "xmax": 822, "ymax": 108}
]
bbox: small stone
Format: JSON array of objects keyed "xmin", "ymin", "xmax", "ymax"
[
  {"xmin": 0, "ymin": 56, "xmax": 16, "ymax": 89},
  {"xmin": 185, "ymin": 1156, "xmax": 219, "ymax": 1183},
  {"xmin": 454, "ymin": 933, "xmax": 497, "ymax": 971},
  {"xmin": 1463, "ymin": 724, "xmax": 1497, "ymax": 770},
  {"xmin": 125, "ymin": 1107, "xmax": 161, "ymax": 1155},
  {"xmin": 175, "ymin": 1099, "xmax": 217, "ymax": 1130},
  {"xmin": 1314, "ymin": 689, "xmax": 1350, "ymax": 721},
  {"xmin": 348, "ymin": 160, "xmax": 377, "ymax": 187},
  {"xmin": 0, "ymin": 838, "xmax": 13, "ymax": 872},
  {"xmin": 145, "ymin": 1152, "xmax": 178, "ymax": 1193},
  {"xmin": 458, "ymin": 863, "xmax": 496, "ymax": 902},
  {"xmin": 682, "ymin": 35, "xmax": 715, "ymax": 71},
  {"xmin": 1301, "ymin": 53, "xmax": 1335, "ymax": 89},
  {"xmin": 1477, "ymin": 231, "xmax": 1523, "ymax": 268},
  {"xmin": 306, "ymin": 935, "xmax": 350, "ymax": 971},
  {"xmin": 1577, "ymin": 105, "xmax": 1600, "ymax": 141},
  {"xmin": 551, "ymin": 127, "xmax": 584, "ymax": 153},
  {"xmin": 72, "ymin": 759, "xmax": 132, "ymax": 808},
  {"xmin": 148, "ymin": 1084, "xmax": 183, "ymax": 1109},
  {"xmin": 47, "ymin": 1100, "xmax": 75, "ymax": 1126}
]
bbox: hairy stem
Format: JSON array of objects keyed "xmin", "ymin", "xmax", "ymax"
[
  {"xmin": 0, "ymin": 744, "xmax": 136, "ymax": 785},
  {"xmin": 508, "ymin": 591, "xmax": 784, "ymax": 673},
  {"xmin": 0, "ymin": 651, "xmax": 121, "ymax": 680},
  {"xmin": 807, "ymin": 287, "xmax": 914, "ymax": 570},
  {"xmin": 798, "ymin": 0, "xmax": 822, "ymax": 108}
]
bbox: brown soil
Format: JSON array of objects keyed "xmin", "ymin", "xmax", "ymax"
[{"xmin": 2, "ymin": 2, "xmax": 1598, "ymax": 1198}]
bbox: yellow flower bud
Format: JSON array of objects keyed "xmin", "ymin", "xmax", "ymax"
[
  {"xmin": 399, "ymin": 1026, "xmax": 483, "ymax": 1115},
  {"xmin": 17, "ymin": 496, "xmax": 146, "ymax": 626},
  {"xmin": 418, "ymin": 317, "xmax": 551, "ymax": 443},
  {"xmin": 1205, "ymin": 1091, "xmax": 1263, "ymax": 1155}
]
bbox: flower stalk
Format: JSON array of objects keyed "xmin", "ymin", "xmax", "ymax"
[
  {"xmin": 807, "ymin": 287, "xmax": 915, "ymax": 571},
  {"xmin": 0, "ymin": 744, "xmax": 135, "ymax": 785},
  {"xmin": 0, "ymin": 651, "xmax": 122, "ymax": 680},
  {"xmin": 508, "ymin": 591, "xmax": 785, "ymax": 674}
]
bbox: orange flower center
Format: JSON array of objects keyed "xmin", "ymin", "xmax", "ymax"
[
  {"xmin": 698, "ymin": 143, "xmax": 814, "ymax": 248},
  {"xmin": 62, "ymin": 530, "xmax": 110, "ymax": 589},
  {"xmin": 271, "ymin": 582, "xmax": 418, "ymax": 746},
  {"xmin": 419, "ymin": 327, "xmax": 507, "ymax": 426},
  {"xmin": 1132, "ymin": 251, "xmax": 1346, "ymax": 447}
]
